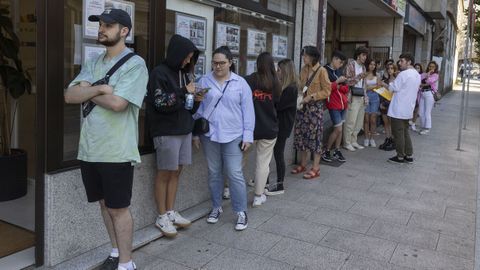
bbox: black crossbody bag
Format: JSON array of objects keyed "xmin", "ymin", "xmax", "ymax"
[
  {"xmin": 82, "ymin": 52, "xmax": 136, "ymax": 118},
  {"xmin": 193, "ymin": 80, "xmax": 231, "ymax": 135}
]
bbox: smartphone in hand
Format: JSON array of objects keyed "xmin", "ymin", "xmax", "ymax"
[{"xmin": 238, "ymin": 141, "xmax": 244, "ymax": 151}]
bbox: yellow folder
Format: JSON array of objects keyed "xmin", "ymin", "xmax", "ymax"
[{"xmin": 373, "ymin": 87, "xmax": 393, "ymax": 101}]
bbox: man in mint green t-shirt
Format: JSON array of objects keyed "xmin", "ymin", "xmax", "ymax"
[{"xmin": 64, "ymin": 9, "xmax": 147, "ymax": 270}]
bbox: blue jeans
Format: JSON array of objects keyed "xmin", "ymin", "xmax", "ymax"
[{"xmin": 200, "ymin": 135, "xmax": 247, "ymax": 212}]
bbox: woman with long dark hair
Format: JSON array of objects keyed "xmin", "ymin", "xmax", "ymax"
[
  {"xmin": 194, "ymin": 46, "xmax": 255, "ymax": 230},
  {"xmin": 245, "ymin": 52, "xmax": 281, "ymax": 206},
  {"xmin": 291, "ymin": 46, "xmax": 331, "ymax": 180},
  {"xmin": 418, "ymin": 61, "xmax": 439, "ymax": 135},
  {"xmin": 363, "ymin": 59, "xmax": 381, "ymax": 147},
  {"xmin": 265, "ymin": 59, "xmax": 298, "ymax": 195}
]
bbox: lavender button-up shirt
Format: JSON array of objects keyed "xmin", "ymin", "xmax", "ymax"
[{"xmin": 194, "ymin": 71, "xmax": 255, "ymax": 143}]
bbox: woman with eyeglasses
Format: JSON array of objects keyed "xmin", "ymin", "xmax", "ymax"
[
  {"xmin": 194, "ymin": 46, "xmax": 255, "ymax": 231},
  {"xmin": 291, "ymin": 46, "xmax": 331, "ymax": 180},
  {"xmin": 418, "ymin": 61, "xmax": 439, "ymax": 135}
]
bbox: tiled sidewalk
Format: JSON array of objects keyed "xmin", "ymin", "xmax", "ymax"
[{"xmin": 131, "ymin": 82, "xmax": 480, "ymax": 270}]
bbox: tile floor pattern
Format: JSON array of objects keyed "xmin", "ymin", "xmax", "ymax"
[{"xmin": 128, "ymin": 83, "xmax": 480, "ymax": 269}]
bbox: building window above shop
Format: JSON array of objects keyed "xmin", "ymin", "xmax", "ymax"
[{"xmin": 267, "ymin": 0, "xmax": 295, "ymax": 17}]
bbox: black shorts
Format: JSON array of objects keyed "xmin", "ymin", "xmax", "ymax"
[{"xmin": 80, "ymin": 161, "xmax": 134, "ymax": 209}]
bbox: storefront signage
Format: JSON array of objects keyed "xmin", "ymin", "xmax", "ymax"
[
  {"xmin": 175, "ymin": 13, "xmax": 207, "ymax": 50},
  {"xmin": 215, "ymin": 22, "xmax": 240, "ymax": 54},
  {"xmin": 82, "ymin": 43, "xmax": 106, "ymax": 66},
  {"xmin": 83, "ymin": 0, "xmax": 135, "ymax": 43},
  {"xmin": 405, "ymin": 3, "xmax": 426, "ymax": 35},
  {"xmin": 272, "ymin": 34, "xmax": 288, "ymax": 58},
  {"xmin": 246, "ymin": 60, "xmax": 257, "ymax": 75},
  {"xmin": 247, "ymin": 28, "xmax": 267, "ymax": 56},
  {"xmin": 194, "ymin": 55, "xmax": 206, "ymax": 78}
]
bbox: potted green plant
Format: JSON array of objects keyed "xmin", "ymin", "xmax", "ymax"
[{"xmin": 0, "ymin": 7, "xmax": 32, "ymax": 201}]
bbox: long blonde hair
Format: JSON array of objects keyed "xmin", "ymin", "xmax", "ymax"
[{"xmin": 277, "ymin": 59, "xmax": 299, "ymax": 91}]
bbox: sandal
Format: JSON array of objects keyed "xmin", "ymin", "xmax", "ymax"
[
  {"xmin": 303, "ymin": 168, "xmax": 320, "ymax": 180},
  {"xmin": 291, "ymin": 165, "xmax": 306, "ymax": 174}
]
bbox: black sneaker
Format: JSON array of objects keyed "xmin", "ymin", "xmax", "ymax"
[
  {"xmin": 388, "ymin": 156, "xmax": 405, "ymax": 164},
  {"xmin": 100, "ymin": 256, "xmax": 119, "ymax": 270},
  {"xmin": 333, "ymin": 149, "xmax": 346, "ymax": 162},
  {"xmin": 321, "ymin": 150, "xmax": 333, "ymax": 162},
  {"xmin": 265, "ymin": 183, "xmax": 284, "ymax": 196},
  {"xmin": 404, "ymin": 156, "xmax": 414, "ymax": 164}
]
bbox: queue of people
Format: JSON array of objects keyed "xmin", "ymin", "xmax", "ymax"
[{"xmin": 64, "ymin": 8, "xmax": 438, "ymax": 270}]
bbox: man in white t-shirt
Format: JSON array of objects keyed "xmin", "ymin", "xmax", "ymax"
[{"xmin": 382, "ymin": 53, "xmax": 421, "ymax": 164}]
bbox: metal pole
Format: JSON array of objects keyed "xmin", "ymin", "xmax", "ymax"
[
  {"xmin": 457, "ymin": 0, "xmax": 474, "ymax": 150},
  {"xmin": 463, "ymin": 4, "xmax": 476, "ymax": 130}
]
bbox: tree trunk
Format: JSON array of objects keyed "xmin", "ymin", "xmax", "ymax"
[{"xmin": 0, "ymin": 81, "xmax": 11, "ymax": 156}]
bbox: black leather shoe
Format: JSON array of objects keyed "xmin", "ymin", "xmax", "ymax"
[{"xmin": 100, "ymin": 256, "xmax": 119, "ymax": 270}]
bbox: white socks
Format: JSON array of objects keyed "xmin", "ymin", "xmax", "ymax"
[
  {"xmin": 119, "ymin": 260, "xmax": 135, "ymax": 270},
  {"xmin": 110, "ymin": 248, "xmax": 119, "ymax": 258}
]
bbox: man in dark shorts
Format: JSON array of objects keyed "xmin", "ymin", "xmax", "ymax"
[{"xmin": 64, "ymin": 9, "xmax": 148, "ymax": 270}]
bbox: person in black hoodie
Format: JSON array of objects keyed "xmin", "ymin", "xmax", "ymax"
[
  {"xmin": 245, "ymin": 52, "xmax": 281, "ymax": 207},
  {"xmin": 265, "ymin": 59, "xmax": 298, "ymax": 196},
  {"xmin": 146, "ymin": 34, "xmax": 200, "ymax": 238}
]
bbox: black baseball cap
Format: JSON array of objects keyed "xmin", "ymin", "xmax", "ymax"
[{"xmin": 88, "ymin": 9, "xmax": 132, "ymax": 30}]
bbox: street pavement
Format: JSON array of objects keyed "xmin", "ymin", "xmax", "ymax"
[{"xmin": 130, "ymin": 80, "xmax": 480, "ymax": 270}]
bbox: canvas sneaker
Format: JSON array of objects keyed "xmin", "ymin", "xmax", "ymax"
[
  {"xmin": 155, "ymin": 214, "xmax": 177, "ymax": 238},
  {"xmin": 419, "ymin": 129, "xmax": 430, "ymax": 135},
  {"xmin": 252, "ymin": 194, "xmax": 267, "ymax": 207},
  {"xmin": 99, "ymin": 255, "xmax": 118, "ymax": 270},
  {"xmin": 265, "ymin": 183, "xmax": 285, "ymax": 196},
  {"xmin": 167, "ymin": 211, "xmax": 191, "ymax": 228},
  {"xmin": 321, "ymin": 150, "xmax": 333, "ymax": 162},
  {"xmin": 404, "ymin": 156, "xmax": 414, "ymax": 164},
  {"xmin": 235, "ymin": 211, "xmax": 248, "ymax": 231},
  {"xmin": 388, "ymin": 156, "xmax": 405, "ymax": 164},
  {"xmin": 206, "ymin": 207, "xmax": 223, "ymax": 224},
  {"xmin": 352, "ymin": 142, "xmax": 365, "ymax": 149},
  {"xmin": 247, "ymin": 179, "xmax": 255, "ymax": 187},
  {"xmin": 363, "ymin": 139, "xmax": 370, "ymax": 147},
  {"xmin": 333, "ymin": 149, "xmax": 346, "ymax": 162},
  {"xmin": 369, "ymin": 139, "xmax": 376, "ymax": 147},
  {"xmin": 344, "ymin": 144, "xmax": 356, "ymax": 152},
  {"xmin": 222, "ymin": 187, "xmax": 230, "ymax": 200},
  {"xmin": 117, "ymin": 262, "xmax": 137, "ymax": 270}
]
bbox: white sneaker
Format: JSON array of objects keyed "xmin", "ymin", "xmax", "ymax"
[
  {"xmin": 206, "ymin": 207, "xmax": 223, "ymax": 224},
  {"xmin": 344, "ymin": 144, "xmax": 356, "ymax": 152},
  {"xmin": 252, "ymin": 194, "xmax": 267, "ymax": 207},
  {"xmin": 222, "ymin": 187, "xmax": 230, "ymax": 199},
  {"xmin": 410, "ymin": 124, "xmax": 417, "ymax": 131},
  {"xmin": 247, "ymin": 179, "xmax": 255, "ymax": 187},
  {"xmin": 235, "ymin": 211, "xmax": 248, "ymax": 231},
  {"xmin": 419, "ymin": 129, "xmax": 429, "ymax": 135},
  {"xmin": 363, "ymin": 139, "xmax": 370, "ymax": 147},
  {"xmin": 155, "ymin": 214, "xmax": 177, "ymax": 237},
  {"xmin": 369, "ymin": 139, "xmax": 376, "ymax": 147},
  {"xmin": 352, "ymin": 142, "xmax": 365, "ymax": 149},
  {"xmin": 167, "ymin": 210, "xmax": 191, "ymax": 228},
  {"xmin": 117, "ymin": 262, "xmax": 137, "ymax": 270}
]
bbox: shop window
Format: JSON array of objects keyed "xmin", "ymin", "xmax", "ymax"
[
  {"xmin": 267, "ymin": 0, "xmax": 295, "ymax": 17},
  {"xmin": 62, "ymin": 0, "xmax": 150, "ymax": 161},
  {"xmin": 213, "ymin": 7, "xmax": 294, "ymax": 76}
]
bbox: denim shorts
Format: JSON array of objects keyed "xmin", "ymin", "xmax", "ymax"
[
  {"xmin": 328, "ymin": 109, "xmax": 346, "ymax": 127},
  {"xmin": 365, "ymin": 91, "xmax": 380, "ymax": 114}
]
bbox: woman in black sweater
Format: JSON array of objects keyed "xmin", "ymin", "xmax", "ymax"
[
  {"xmin": 265, "ymin": 59, "xmax": 298, "ymax": 195},
  {"xmin": 245, "ymin": 52, "xmax": 281, "ymax": 207}
]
